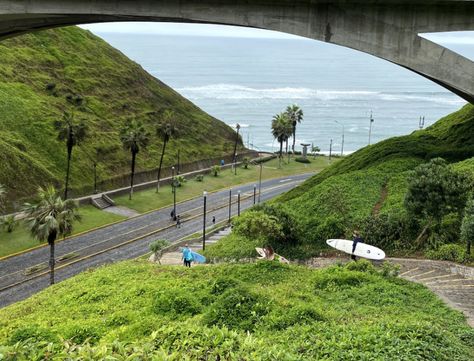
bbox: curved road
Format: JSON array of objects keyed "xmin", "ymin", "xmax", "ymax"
[{"xmin": 0, "ymin": 173, "xmax": 312, "ymax": 308}]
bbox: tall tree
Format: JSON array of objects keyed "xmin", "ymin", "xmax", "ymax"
[
  {"xmin": 54, "ymin": 111, "xmax": 87, "ymax": 199},
  {"xmin": 120, "ymin": 119, "xmax": 150, "ymax": 200},
  {"xmin": 0, "ymin": 184, "xmax": 5, "ymax": 212},
  {"xmin": 156, "ymin": 110, "xmax": 179, "ymax": 193},
  {"xmin": 404, "ymin": 158, "xmax": 470, "ymax": 247},
  {"xmin": 23, "ymin": 185, "xmax": 80, "ymax": 285},
  {"xmin": 286, "ymin": 104, "xmax": 304, "ymax": 155},
  {"xmin": 271, "ymin": 113, "xmax": 292, "ymax": 168},
  {"xmin": 461, "ymin": 195, "xmax": 474, "ymax": 256}
]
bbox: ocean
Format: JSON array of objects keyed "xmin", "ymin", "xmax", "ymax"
[{"xmin": 92, "ymin": 32, "xmax": 472, "ymax": 154}]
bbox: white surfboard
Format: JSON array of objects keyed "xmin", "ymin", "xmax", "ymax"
[{"xmin": 326, "ymin": 239, "xmax": 385, "ymax": 260}]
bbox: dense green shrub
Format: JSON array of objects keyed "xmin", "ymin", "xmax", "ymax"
[
  {"xmin": 203, "ymin": 286, "xmax": 270, "ymax": 331},
  {"xmin": 194, "ymin": 174, "xmax": 204, "ymax": 182},
  {"xmin": 9, "ymin": 325, "xmax": 58, "ymax": 345},
  {"xmin": 153, "ymin": 289, "xmax": 201, "ymax": 317},
  {"xmin": 63, "ymin": 324, "xmax": 101, "ymax": 344},
  {"xmin": 232, "ymin": 210, "xmax": 283, "ymax": 243},
  {"xmin": 267, "ymin": 304, "xmax": 325, "ymax": 330},
  {"xmin": 209, "ymin": 276, "xmax": 241, "ymax": 296},
  {"xmin": 295, "ymin": 157, "xmax": 311, "ymax": 163},
  {"xmin": 425, "ymin": 244, "xmax": 471, "ymax": 263},
  {"xmin": 314, "ymin": 267, "xmax": 377, "ymax": 291}
]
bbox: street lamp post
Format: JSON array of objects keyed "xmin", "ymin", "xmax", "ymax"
[
  {"xmin": 171, "ymin": 166, "xmax": 176, "ymax": 221},
  {"xmin": 258, "ymin": 162, "xmax": 263, "ymax": 203},
  {"xmin": 237, "ymin": 190, "xmax": 241, "ymax": 216},
  {"xmin": 329, "ymin": 139, "xmax": 333, "ymax": 162},
  {"xmin": 228, "ymin": 188, "xmax": 232, "ymax": 223},
  {"xmin": 334, "ymin": 120, "xmax": 345, "ymax": 156},
  {"xmin": 253, "ymin": 184, "xmax": 257, "ymax": 205},
  {"xmin": 232, "ymin": 123, "xmax": 241, "ymax": 175},
  {"xmin": 368, "ymin": 111, "xmax": 374, "ymax": 145},
  {"xmin": 93, "ymin": 162, "xmax": 98, "ymax": 194},
  {"xmin": 202, "ymin": 191, "xmax": 207, "ymax": 251}
]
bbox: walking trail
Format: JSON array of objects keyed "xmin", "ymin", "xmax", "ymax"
[{"xmin": 160, "ymin": 234, "xmax": 474, "ymax": 327}]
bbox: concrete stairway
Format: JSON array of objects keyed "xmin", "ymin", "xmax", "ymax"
[
  {"xmin": 91, "ymin": 194, "xmax": 115, "ymax": 210},
  {"xmin": 160, "ymin": 227, "xmax": 231, "ymax": 265},
  {"xmin": 396, "ymin": 258, "xmax": 474, "ymax": 327}
]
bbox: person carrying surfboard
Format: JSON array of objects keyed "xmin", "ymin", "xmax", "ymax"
[
  {"xmin": 182, "ymin": 244, "xmax": 193, "ymax": 267},
  {"xmin": 351, "ymin": 230, "xmax": 363, "ymax": 261}
]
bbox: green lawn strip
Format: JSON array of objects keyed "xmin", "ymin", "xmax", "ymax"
[
  {"xmin": 0, "ymin": 205, "xmax": 125, "ymax": 258},
  {"xmin": 113, "ymin": 156, "xmax": 333, "ymax": 213},
  {"xmin": 0, "ymin": 261, "xmax": 471, "ymax": 359}
]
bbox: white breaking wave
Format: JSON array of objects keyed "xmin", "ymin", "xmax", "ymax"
[
  {"xmin": 175, "ymin": 84, "xmax": 465, "ymax": 105},
  {"xmin": 176, "ymin": 84, "xmax": 375, "ymax": 100}
]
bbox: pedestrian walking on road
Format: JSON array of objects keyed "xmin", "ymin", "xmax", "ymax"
[
  {"xmin": 212, "ymin": 216, "xmax": 216, "ymax": 225},
  {"xmin": 170, "ymin": 209, "xmax": 175, "ymax": 221},
  {"xmin": 176, "ymin": 215, "xmax": 182, "ymax": 228},
  {"xmin": 182, "ymin": 244, "xmax": 193, "ymax": 267}
]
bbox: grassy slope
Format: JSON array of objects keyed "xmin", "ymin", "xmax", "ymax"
[
  {"xmin": 280, "ymin": 104, "xmax": 474, "ymax": 203},
  {"xmin": 269, "ymin": 104, "xmax": 474, "ymax": 253},
  {"xmin": 0, "ymin": 261, "xmax": 472, "ymax": 360},
  {"xmin": 0, "ymin": 26, "xmax": 239, "ymax": 202}
]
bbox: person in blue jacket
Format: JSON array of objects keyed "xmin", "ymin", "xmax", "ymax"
[
  {"xmin": 182, "ymin": 244, "xmax": 193, "ymax": 267},
  {"xmin": 351, "ymin": 230, "xmax": 363, "ymax": 261}
]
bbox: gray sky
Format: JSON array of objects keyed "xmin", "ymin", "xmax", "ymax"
[{"xmin": 80, "ymin": 22, "xmax": 474, "ymax": 44}]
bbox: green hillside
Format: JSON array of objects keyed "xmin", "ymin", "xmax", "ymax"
[
  {"xmin": 268, "ymin": 104, "xmax": 474, "ymax": 258},
  {"xmin": 0, "ymin": 26, "xmax": 239, "ymax": 203},
  {"xmin": 0, "ymin": 261, "xmax": 472, "ymax": 359}
]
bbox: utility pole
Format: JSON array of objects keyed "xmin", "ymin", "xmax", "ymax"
[
  {"xmin": 253, "ymin": 184, "xmax": 257, "ymax": 205},
  {"xmin": 228, "ymin": 188, "xmax": 232, "ymax": 223},
  {"xmin": 233, "ymin": 123, "xmax": 240, "ymax": 175},
  {"xmin": 171, "ymin": 166, "xmax": 176, "ymax": 221},
  {"xmin": 237, "ymin": 190, "xmax": 241, "ymax": 216},
  {"xmin": 329, "ymin": 139, "xmax": 333, "ymax": 162},
  {"xmin": 334, "ymin": 120, "xmax": 345, "ymax": 156},
  {"xmin": 177, "ymin": 149, "xmax": 180, "ymax": 175},
  {"xmin": 93, "ymin": 162, "xmax": 98, "ymax": 194},
  {"xmin": 202, "ymin": 191, "xmax": 207, "ymax": 251},
  {"xmin": 258, "ymin": 162, "xmax": 263, "ymax": 203},
  {"xmin": 419, "ymin": 116, "xmax": 425, "ymax": 130},
  {"xmin": 368, "ymin": 111, "xmax": 374, "ymax": 145}
]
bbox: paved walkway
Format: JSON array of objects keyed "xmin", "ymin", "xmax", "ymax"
[
  {"xmin": 160, "ymin": 228, "xmax": 232, "ymax": 265},
  {"xmin": 103, "ymin": 206, "xmax": 140, "ymax": 218},
  {"xmin": 394, "ymin": 258, "xmax": 474, "ymax": 327}
]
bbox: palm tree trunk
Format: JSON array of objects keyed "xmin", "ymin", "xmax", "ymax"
[
  {"xmin": 64, "ymin": 144, "xmax": 73, "ymax": 200},
  {"xmin": 286, "ymin": 139, "xmax": 289, "ymax": 163},
  {"xmin": 292, "ymin": 124, "xmax": 296, "ymax": 154},
  {"xmin": 130, "ymin": 151, "xmax": 136, "ymax": 200},
  {"xmin": 467, "ymin": 238, "xmax": 471, "ymax": 256},
  {"xmin": 48, "ymin": 231, "xmax": 57, "ymax": 285},
  {"xmin": 156, "ymin": 140, "xmax": 167, "ymax": 193},
  {"xmin": 279, "ymin": 141, "xmax": 283, "ymax": 168}
]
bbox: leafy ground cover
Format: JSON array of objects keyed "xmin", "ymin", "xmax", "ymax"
[
  {"xmin": 114, "ymin": 156, "xmax": 333, "ymax": 213},
  {"xmin": 0, "ymin": 26, "xmax": 238, "ymax": 203},
  {"xmin": 0, "ymin": 260, "xmax": 472, "ymax": 360},
  {"xmin": 0, "ymin": 206, "xmax": 125, "ymax": 258}
]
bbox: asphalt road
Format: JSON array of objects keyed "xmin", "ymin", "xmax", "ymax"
[{"xmin": 0, "ymin": 173, "xmax": 313, "ymax": 308}]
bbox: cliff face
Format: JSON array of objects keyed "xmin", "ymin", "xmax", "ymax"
[{"xmin": 0, "ymin": 26, "xmax": 238, "ymax": 201}]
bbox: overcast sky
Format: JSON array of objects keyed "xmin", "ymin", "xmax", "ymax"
[{"xmin": 80, "ymin": 22, "xmax": 474, "ymax": 44}]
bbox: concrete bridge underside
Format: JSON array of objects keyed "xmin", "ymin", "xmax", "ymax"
[{"xmin": 0, "ymin": 1, "xmax": 473, "ymax": 102}]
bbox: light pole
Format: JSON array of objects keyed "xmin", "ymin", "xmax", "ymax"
[
  {"xmin": 419, "ymin": 116, "xmax": 425, "ymax": 130},
  {"xmin": 237, "ymin": 190, "xmax": 241, "ymax": 216},
  {"xmin": 258, "ymin": 162, "xmax": 263, "ymax": 203},
  {"xmin": 232, "ymin": 123, "xmax": 241, "ymax": 175},
  {"xmin": 368, "ymin": 111, "xmax": 374, "ymax": 145},
  {"xmin": 334, "ymin": 120, "xmax": 345, "ymax": 156},
  {"xmin": 202, "ymin": 191, "xmax": 207, "ymax": 251},
  {"xmin": 171, "ymin": 166, "xmax": 176, "ymax": 221},
  {"xmin": 253, "ymin": 184, "xmax": 257, "ymax": 205},
  {"xmin": 228, "ymin": 188, "xmax": 232, "ymax": 223},
  {"xmin": 329, "ymin": 139, "xmax": 333, "ymax": 162}
]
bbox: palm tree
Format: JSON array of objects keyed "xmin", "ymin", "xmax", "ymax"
[
  {"xmin": 23, "ymin": 185, "xmax": 80, "ymax": 285},
  {"xmin": 271, "ymin": 113, "xmax": 292, "ymax": 168},
  {"xmin": 156, "ymin": 110, "xmax": 179, "ymax": 193},
  {"xmin": 0, "ymin": 184, "xmax": 5, "ymax": 212},
  {"xmin": 120, "ymin": 119, "xmax": 150, "ymax": 200},
  {"xmin": 286, "ymin": 104, "xmax": 304, "ymax": 155},
  {"xmin": 54, "ymin": 111, "xmax": 87, "ymax": 199}
]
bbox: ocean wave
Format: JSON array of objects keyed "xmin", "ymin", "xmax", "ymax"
[{"xmin": 175, "ymin": 84, "xmax": 465, "ymax": 105}]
